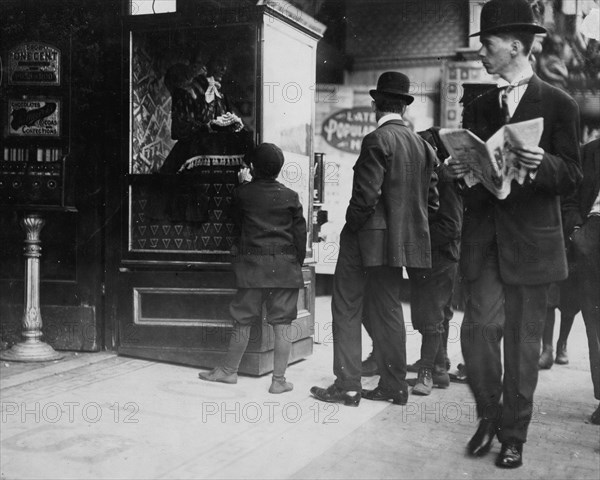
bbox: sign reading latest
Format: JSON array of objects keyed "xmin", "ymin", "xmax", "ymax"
[
  {"xmin": 8, "ymin": 42, "xmax": 61, "ymax": 86},
  {"xmin": 321, "ymin": 107, "xmax": 377, "ymax": 154}
]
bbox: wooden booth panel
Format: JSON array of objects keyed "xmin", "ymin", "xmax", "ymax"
[{"xmin": 118, "ymin": 266, "xmax": 314, "ymax": 375}]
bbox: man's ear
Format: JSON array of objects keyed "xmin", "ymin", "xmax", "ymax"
[
  {"xmin": 371, "ymin": 100, "xmax": 377, "ymax": 112},
  {"xmin": 511, "ymin": 40, "xmax": 521, "ymax": 56}
]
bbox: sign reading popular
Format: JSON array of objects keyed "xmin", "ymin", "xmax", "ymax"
[
  {"xmin": 8, "ymin": 98, "xmax": 61, "ymax": 137},
  {"xmin": 8, "ymin": 42, "xmax": 61, "ymax": 86},
  {"xmin": 321, "ymin": 107, "xmax": 377, "ymax": 154}
]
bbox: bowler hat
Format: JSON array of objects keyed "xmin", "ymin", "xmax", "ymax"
[
  {"xmin": 369, "ymin": 72, "xmax": 414, "ymax": 105},
  {"xmin": 248, "ymin": 143, "xmax": 284, "ymax": 177},
  {"xmin": 470, "ymin": 0, "xmax": 546, "ymax": 37}
]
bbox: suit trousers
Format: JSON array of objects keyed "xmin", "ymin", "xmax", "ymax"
[
  {"xmin": 460, "ymin": 251, "xmax": 548, "ymax": 444},
  {"xmin": 332, "ymin": 226, "xmax": 407, "ymax": 392},
  {"xmin": 407, "ymin": 258, "xmax": 457, "ymax": 335},
  {"xmin": 572, "ymin": 216, "xmax": 600, "ymax": 400}
]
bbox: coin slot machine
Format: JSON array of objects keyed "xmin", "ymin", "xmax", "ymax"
[{"xmin": 1, "ymin": 42, "xmax": 68, "ymax": 207}]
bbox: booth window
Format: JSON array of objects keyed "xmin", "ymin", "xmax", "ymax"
[
  {"xmin": 128, "ymin": 24, "xmax": 257, "ymax": 254},
  {"xmin": 129, "ymin": 0, "xmax": 176, "ymax": 15}
]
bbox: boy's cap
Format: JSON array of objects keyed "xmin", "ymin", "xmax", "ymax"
[{"xmin": 249, "ymin": 143, "xmax": 284, "ymax": 176}]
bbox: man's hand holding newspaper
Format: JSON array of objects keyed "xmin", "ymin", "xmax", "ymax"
[{"xmin": 440, "ymin": 118, "xmax": 544, "ymax": 199}]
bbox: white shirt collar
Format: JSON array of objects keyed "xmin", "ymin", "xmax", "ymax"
[
  {"xmin": 378, "ymin": 113, "xmax": 403, "ymax": 127},
  {"xmin": 497, "ymin": 64, "xmax": 534, "ymax": 88}
]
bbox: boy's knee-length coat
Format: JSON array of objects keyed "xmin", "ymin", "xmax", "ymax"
[{"xmin": 229, "ymin": 178, "xmax": 307, "ymax": 288}]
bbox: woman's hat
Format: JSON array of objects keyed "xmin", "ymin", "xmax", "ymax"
[
  {"xmin": 470, "ymin": 0, "xmax": 547, "ymax": 37},
  {"xmin": 369, "ymin": 71, "xmax": 414, "ymax": 105}
]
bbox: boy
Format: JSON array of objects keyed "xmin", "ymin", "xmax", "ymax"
[{"xmin": 198, "ymin": 143, "xmax": 307, "ymax": 394}]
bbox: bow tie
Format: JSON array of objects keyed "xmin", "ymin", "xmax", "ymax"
[{"xmin": 205, "ymin": 76, "xmax": 222, "ymax": 103}]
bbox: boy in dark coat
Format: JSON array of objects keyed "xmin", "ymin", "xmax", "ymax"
[{"xmin": 198, "ymin": 143, "xmax": 307, "ymax": 394}]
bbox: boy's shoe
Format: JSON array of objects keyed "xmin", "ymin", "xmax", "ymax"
[
  {"xmin": 412, "ymin": 367, "xmax": 433, "ymax": 396},
  {"xmin": 269, "ymin": 377, "xmax": 294, "ymax": 394},
  {"xmin": 198, "ymin": 367, "xmax": 238, "ymax": 384}
]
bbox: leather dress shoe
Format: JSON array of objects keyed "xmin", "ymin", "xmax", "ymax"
[
  {"xmin": 538, "ymin": 346, "xmax": 553, "ymax": 369},
  {"xmin": 495, "ymin": 442, "xmax": 523, "ymax": 468},
  {"xmin": 310, "ymin": 385, "xmax": 360, "ymax": 406},
  {"xmin": 449, "ymin": 363, "xmax": 467, "ymax": 383},
  {"xmin": 361, "ymin": 354, "xmax": 380, "ymax": 377},
  {"xmin": 432, "ymin": 365, "xmax": 450, "ymax": 388},
  {"xmin": 361, "ymin": 385, "xmax": 408, "ymax": 405},
  {"xmin": 407, "ymin": 359, "xmax": 423, "ymax": 373},
  {"xmin": 591, "ymin": 403, "xmax": 600, "ymax": 425},
  {"xmin": 555, "ymin": 342, "xmax": 569, "ymax": 365},
  {"xmin": 467, "ymin": 419, "xmax": 496, "ymax": 456}
]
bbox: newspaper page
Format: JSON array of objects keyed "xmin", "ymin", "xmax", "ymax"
[{"xmin": 439, "ymin": 118, "xmax": 544, "ymax": 199}]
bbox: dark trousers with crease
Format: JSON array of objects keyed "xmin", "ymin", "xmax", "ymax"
[
  {"xmin": 461, "ymin": 251, "xmax": 548, "ymax": 444},
  {"xmin": 332, "ymin": 226, "xmax": 407, "ymax": 392}
]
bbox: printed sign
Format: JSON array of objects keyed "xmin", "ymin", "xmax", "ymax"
[
  {"xmin": 8, "ymin": 43, "xmax": 61, "ymax": 86},
  {"xmin": 8, "ymin": 98, "xmax": 61, "ymax": 137},
  {"xmin": 321, "ymin": 107, "xmax": 377, "ymax": 154}
]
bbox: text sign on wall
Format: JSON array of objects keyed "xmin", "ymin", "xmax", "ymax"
[
  {"xmin": 321, "ymin": 107, "xmax": 377, "ymax": 154},
  {"xmin": 8, "ymin": 43, "xmax": 61, "ymax": 86},
  {"xmin": 8, "ymin": 98, "xmax": 61, "ymax": 137}
]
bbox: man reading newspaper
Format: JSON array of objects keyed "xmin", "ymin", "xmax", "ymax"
[
  {"xmin": 444, "ymin": 0, "xmax": 582, "ymax": 470},
  {"xmin": 440, "ymin": 117, "xmax": 543, "ymax": 199}
]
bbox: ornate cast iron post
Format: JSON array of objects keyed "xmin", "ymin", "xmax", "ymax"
[{"xmin": 0, "ymin": 213, "xmax": 63, "ymax": 362}]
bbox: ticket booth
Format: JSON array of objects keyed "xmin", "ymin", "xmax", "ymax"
[{"xmin": 106, "ymin": 1, "xmax": 325, "ymax": 374}]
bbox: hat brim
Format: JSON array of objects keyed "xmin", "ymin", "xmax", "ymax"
[
  {"xmin": 470, "ymin": 23, "xmax": 547, "ymax": 37},
  {"xmin": 370, "ymin": 90, "xmax": 414, "ymax": 105}
]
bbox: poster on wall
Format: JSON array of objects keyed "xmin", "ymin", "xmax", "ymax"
[
  {"xmin": 8, "ymin": 98, "xmax": 61, "ymax": 137},
  {"xmin": 7, "ymin": 42, "xmax": 61, "ymax": 86}
]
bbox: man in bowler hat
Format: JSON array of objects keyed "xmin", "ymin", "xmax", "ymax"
[
  {"xmin": 310, "ymin": 72, "xmax": 439, "ymax": 407},
  {"xmin": 447, "ymin": 0, "xmax": 582, "ymax": 469}
]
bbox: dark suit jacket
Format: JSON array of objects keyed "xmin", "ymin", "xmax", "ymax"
[
  {"xmin": 562, "ymin": 138, "xmax": 600, "ymax": 235},
  {"xmin": 229, "ymin": 178, "xmax": 306, "ymax": 288},
  {"xmin": 418, "ymin": 128, "xmax": 463, "ymax": 263},
  {"xmin": 460, "ymin": 74, "xmax": 582, "ymax": 284},
  {"xmin": 345, "ymin": 119, "xmax": 439, "ymax": 268}
]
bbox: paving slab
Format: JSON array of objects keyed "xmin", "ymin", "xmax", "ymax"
[{"xmin": 0, "ymin": 297, "xmax": 598, "ymax": 480}]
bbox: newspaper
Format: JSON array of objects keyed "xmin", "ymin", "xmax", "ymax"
[{"xmin": 439, "ymin": 118, "xmax": 544, "ymax": 199}]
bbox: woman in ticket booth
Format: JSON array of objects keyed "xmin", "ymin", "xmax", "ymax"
[{"xmin": 149, "ymin": 51, "xmax": 252, "ymax": 228}]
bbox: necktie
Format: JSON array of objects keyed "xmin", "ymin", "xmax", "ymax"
[
  {"xmin": 499, "ymin": 77, "xmax": 531, "ymax": 125},
  {"xmin": 500, "ymin": 86, "xmax": 512, "ymax": 125}
]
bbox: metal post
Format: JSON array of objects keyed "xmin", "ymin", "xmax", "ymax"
[{"xmin": 0, "ymin": 213, "xmax": 63, "ymax": 362}]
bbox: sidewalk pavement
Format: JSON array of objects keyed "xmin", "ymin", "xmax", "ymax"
[{"xmin": 1, "ymin": 295, "xmax": 598, "ymax": 480}]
